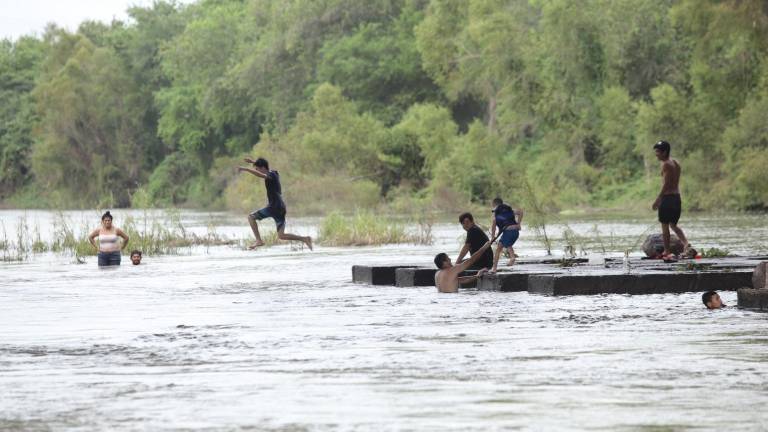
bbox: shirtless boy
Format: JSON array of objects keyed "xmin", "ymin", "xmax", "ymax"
[{"xmin": 651, "ymin": 140, "xmax": 691, "ymax": 260}]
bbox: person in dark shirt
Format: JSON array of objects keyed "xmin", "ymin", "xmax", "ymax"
[
  {"xmin": 490, "ymin": 197, "xmax": 523, "ymax": 273},
  {"xmin": 238, "ymin": 157, "xmax": 313, "ymax": 250},
  {"xmin": 456, "ymin": 212, "xmax": 494, "ymax": 270}
]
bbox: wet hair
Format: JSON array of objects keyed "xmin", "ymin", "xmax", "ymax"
[
  {"xmin": 101, "ymin": 211, "xmax": 113, "ymax": 221},
  {"xmin": 702, "ymin": 290, "xmax": 717, "ymax": 306},
  {"xmin": 459, "ymin": 212, "xmax": 474, "ymax": 224},
  {"xmin": 492, "ymin": 197, "xmax": 503, "ymax": 206},
  {"xmin": 130, "ymin": 250, "xmax": 142, "ymax": 257},
  {"xmin": 253, "ymin": 157, "xmax": 269, "ymax": 170},
  {"xmin": 653, "ymin": 140, "xmax": 671, "ymax": 156},
  {"xmin": 434, "ymin": 253, "xmax": 449, "ymax": 269}
]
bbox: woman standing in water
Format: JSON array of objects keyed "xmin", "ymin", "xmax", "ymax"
[{"xmin": 88, "ymin": 211, "xmax": 129, "ymax": 267}]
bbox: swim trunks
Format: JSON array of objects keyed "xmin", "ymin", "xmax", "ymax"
[
  {"xmin": 499, "ymin": 229, "xmax": 519, "ymax": 248},
  {"xmin": 251, "ymin": 206, "xmax": 286, "ymax": 230},
  {"xmin": 658, "ymin": 194, "xmax": 681, "ymax": 225}
]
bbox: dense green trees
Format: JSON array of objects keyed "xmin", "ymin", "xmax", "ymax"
[{"xmin": 1, "ymin": 0, "xmax": 767, "ymax": 211}]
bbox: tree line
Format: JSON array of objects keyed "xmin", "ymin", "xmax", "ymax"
[{"xmin": 1, "ymin": 0, "xmax": 767, "ymax": 212}]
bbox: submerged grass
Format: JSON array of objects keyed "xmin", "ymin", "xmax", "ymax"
[
  {"xmin": 2, "ymin": 210, "xmax": 249, "ymax": 262},
  {"xmin": 319, "ymin": 211, "xmax": 433, "ymax": 246}
]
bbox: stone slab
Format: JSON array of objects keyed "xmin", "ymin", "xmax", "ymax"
[
  {"xmin": 477, "ymin": 272, "xmax": 532, "ymax": 292},
  {"xmin": 395, "ymin": 268, "xmax": 437, "ymax": 287},
  {"xmin": 527, "ymin": 270, "xmax": 752, "ymax": 296},
  {"xmin": 352, "ymin": 265, "xmax": 414, "ymax": 285},
  {"xmin": 737, "ymin": 288, "xmax": 768, "ymax": 310},
  {"xmin": 752, "ymin": 262, "xmax": 767, "ymax": 290}
]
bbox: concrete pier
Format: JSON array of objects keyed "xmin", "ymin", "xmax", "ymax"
[
  {"xmin": 527, "ymin": 271, "xmax": 751, "ymax": 296},
  {"xmin": 353, "ymin": 257, "xmax": 763, "ymax": 296},
  {"xmin": 352, "ymin": 265, "xmax": 414, "ymax": 285},
  {"xmin": 737, "ymin": 262, "xmax": 768, "ymax": 310},
  {"xmin": 737, "ymin": 289, "xmax": 768, "ymax": 310}
]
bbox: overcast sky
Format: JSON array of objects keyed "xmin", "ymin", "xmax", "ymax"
[{"xmin": 1, "ymin": 0, "xmax": 193, "ymax": 41}]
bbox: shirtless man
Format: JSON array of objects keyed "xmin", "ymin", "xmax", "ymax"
[
  {"xmin": 651, "ymin": 140, "xmax": 690, "ymax": 260},
  {"xmin": 434, "ymin": 239, "xmax": 493, "ymax": 293}
]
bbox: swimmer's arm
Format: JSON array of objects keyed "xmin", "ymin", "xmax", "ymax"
[
  {"xmin": 87, "ymin": 229, "xmax": 99, "ymax": 250},
  {"xmin": 238, "ymin": 166, "xmax": 267, "ymax": 179},
  {"xmin": 458, "ymin": 268, "xmax": 488, "ymax": 284},
  {"xmin": 116, "ymin": 228, "xmax": 129, "ymax": 251},
  {"xmin": 456, "ymin": 241, "xmax": 492, "ymax": 272}
]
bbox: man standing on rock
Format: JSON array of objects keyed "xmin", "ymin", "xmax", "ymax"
[{"xmin": 651, "ymin": 140, "xmax": 692, "ymax": 261}]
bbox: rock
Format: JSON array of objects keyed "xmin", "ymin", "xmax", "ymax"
[
  {"xmin": 737, "ymin": 288, "xmax": 768, "ymax": 310},
  {"xmin": 642, "ymin": 233, "xmax": 684, "ymax": 258},
  {"xmin": 752, "ymin": 261, "xmax": 767, "ymax": 290}
]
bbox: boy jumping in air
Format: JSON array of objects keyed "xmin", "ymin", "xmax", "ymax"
[{"xmin": 237, "ymin": 157, "xmax": 312, "ymax": 251}]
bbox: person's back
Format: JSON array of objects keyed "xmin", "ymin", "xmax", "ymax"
[{"xmin": 493, "ymin": 203, "xmax": 517, "ymax": 231}]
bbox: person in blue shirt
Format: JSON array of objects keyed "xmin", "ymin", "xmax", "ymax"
[
  {"xmin": 238, "ymin": 157, "xmax": 313, "ymax": 251},
  {"xmin": 489, "ymin": 197, "xmax": 523, "ymax": 273}
]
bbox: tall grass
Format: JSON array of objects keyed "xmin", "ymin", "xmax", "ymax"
[
  {"xmin": 319, "ymin": 211, "xmax": 433, "ymax": 246},
  {"xmin": 2, "ymin": 210, "xmax": 245, "ymax": 262}
]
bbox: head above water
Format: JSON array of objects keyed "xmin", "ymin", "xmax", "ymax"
[
  {"xmin": 653, "ymin": 140, "xmax": 671, "ymax": 160},
  {"xmin": 702, "ymin": 290, "xmax": 724, "ymax": 309},
  {"xmin": 434, "ymin": 252, "xmax": 451, "ymax": 269},
  {"xmin": 130, "ymin": 250, "xmax": 142, "ymax": 265},
  {"xmin": 253, "ymin": 157, "xmax": 269, "ymax": 173}
]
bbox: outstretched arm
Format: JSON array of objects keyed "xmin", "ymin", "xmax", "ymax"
[
  {"xmin": 238, "ymin": 166, "xmax": 267, "ymax": 179},
  {"xmin": 458, "ymin": 268, "xmax": 488, "ymax": 284},
  {"xmin": 456, "ymin": 240, "xmax": 493, "ymax": 273}
]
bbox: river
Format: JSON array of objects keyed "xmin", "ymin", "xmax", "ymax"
[{"xmin": 1, "ymin": 210, "xmax": 767, "ymax": 431}]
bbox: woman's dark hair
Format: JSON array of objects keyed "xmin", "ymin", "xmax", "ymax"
[
  {"xmin": 434, "ymin": 253, "xmax": 449, "ymax": 269},
  {"xmin": 253, "ymin": 158, "xmax": 269, "ymax": 170},
  {"xmin": 101, "ymin": 211, "xmax": 113, "ymax": 221}
]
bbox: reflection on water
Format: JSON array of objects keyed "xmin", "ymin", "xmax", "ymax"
[{"xmin": 1, "ymin": 210, "xmax": 767, "ymax": 430}]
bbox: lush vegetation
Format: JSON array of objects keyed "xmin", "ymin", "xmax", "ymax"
[{"xmin": 2, "ymin": 0, "xmax": 768, "ymax": 213}]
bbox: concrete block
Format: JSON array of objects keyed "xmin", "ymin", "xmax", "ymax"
[
  {"xmin": 695, "ymin": 271, "xmax": 753, "ymax": 292},
  {"xmin": 352, "ymin": 265, "xmax": 414, "ymax": 285},
  {"xmin": 395, "ymin": 268, "xmax": 438, "ymax": 287},
  {"xmin": 737, "ymin": 288, "xmax": 768, "ymax": 310},
  {"xmin": 752, "ymin": 262, "xmax": 768, "ymax": 290},
  {"xmin": 528, "ymin": 273, "xmax": 699, "ymax": 296},
  {"xmin": 477, "ymin": 272, "xmax": 531, "ymax": 292}
]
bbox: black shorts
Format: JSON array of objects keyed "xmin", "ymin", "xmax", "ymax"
[{"xmin": 658, "ymin": 194, "xmax": 681, "ymax": 225}]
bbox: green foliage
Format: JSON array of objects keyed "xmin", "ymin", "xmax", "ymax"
[
  {"xmin": 2, "ymin": 0, "xmax": 768, "ymax": 214},
  {"xmin": 319, "ymin": 211, "xmax": 431, "ymax": 246}
]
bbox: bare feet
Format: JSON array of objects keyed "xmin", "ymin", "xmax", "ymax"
[
  {"xmin": 248, "ymin": 240, "xmax": 265, "ymax": 250},
  {"xmin": 305, "ymin": 236, "xmax": 313, "ymax": 251}
]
